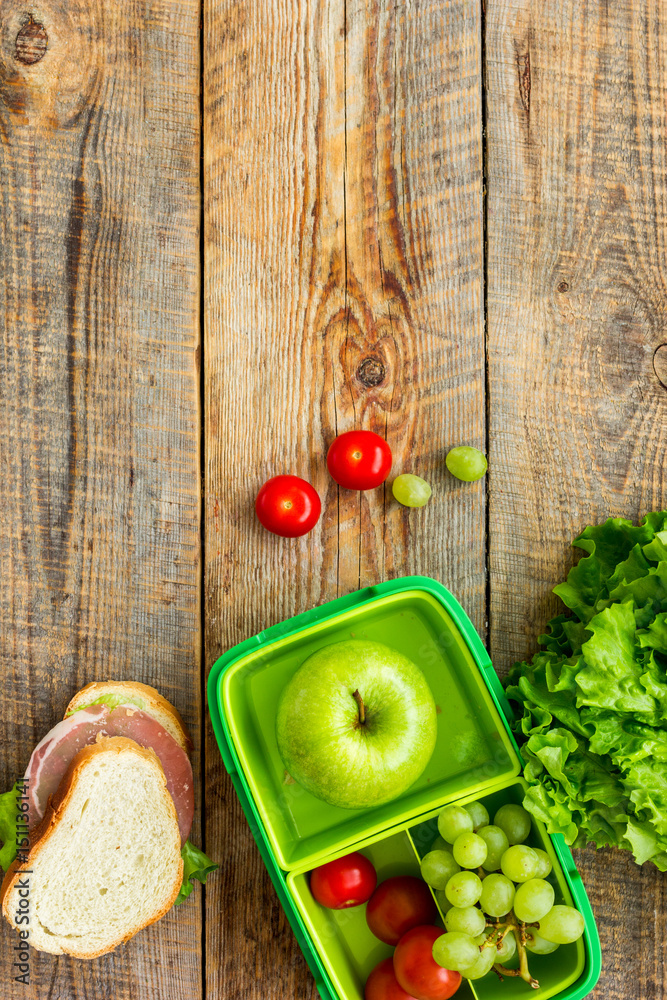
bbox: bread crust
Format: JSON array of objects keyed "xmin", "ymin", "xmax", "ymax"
[
  {"xmin": 64, "ymin": 680, "xmax": 193, "ymax": 753},
  {"xmin": 1, "ymin": 737, "xmax": 183, "ymax": 958}
]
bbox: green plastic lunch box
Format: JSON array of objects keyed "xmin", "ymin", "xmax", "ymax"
[{"xmin": 208, "ymin": 577, "xmax": 601, "ymax": 1000}]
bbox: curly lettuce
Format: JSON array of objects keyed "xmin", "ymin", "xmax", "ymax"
[{"xmin": 505, "ymin": 512, "xmax": 667, "ymax": 870}]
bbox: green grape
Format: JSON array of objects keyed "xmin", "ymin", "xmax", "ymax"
[
  {"xmin": 513, "ymin": 878, "xmax": 555, "ymax": 923},
  {"xmin": 525, "ymin": 929, "xmax": 560, "ymax": 955},
  {"xmin": 435, "ymin": 888, "xmax": 454, "ymax": 914},
  {"xmin": 493, "ymin": 803, "xmax": 532, "ymax": 845},
  {"xmin": 453, "ymin": 831, "xmax": 488, "ymax": 869},
  {"xmin": 495, "ymin": 930, "xmax": 517, "ymax": 963},
  {"xmin": 538, "ymin": 905, "xmax": 585, "ymax": 944},
  {"xmin": 432, "ymin": 931, "xmax": 479, "ymax": 972},
  {"xmin": 533, "ymin": 848, "xmax": 553, "ymax": 879},
  {"xmin": 445, "ymin": 446, "xmax": 488, "ymax": 482},
  {"xmin": 392, "ymin": 474, "xmax": 432, "ymax": 508},
  {"xmin": 420, "ymin": 850, "xmax": 461, "ymax": 889},
  {"xmin": 445, "ymin": 905, "xmax": 486, "ymax": 937},
  {"xmin": 465, "ymin": 801, "xmax": 489, "ymax": 831},
  {"xmin": 431, "ymin": 835, "xmax": 451, "ymax": 854},
  {"xmin": 479, "ymin": 873, "xmax": 515, "ymax": 917},
  {"xmin": 500, "ymin": 845, "xmax": 539, "ymax": 883},
  {"xmin": 460, "ymin": 944, "xmax": 497, "ymax": 980},
  {"xmin": 478, "ymin": 825, "xmax": 509, "ymax": 871},
  {"xmin": 438, "ymin": 805, "xmax": 474, "ymax": 844},
  {"xmin": 445, "ymin": 871, "xmax": 483, "ymax": 908}
]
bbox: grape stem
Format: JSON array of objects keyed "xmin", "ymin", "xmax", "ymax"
[
  {"xmin": 486, "ymin": 911, "xmax": 540, "ymax": 990},
  {"xmin": 482, "ymin": 924, "xmax": 512, "ymax": 949}
]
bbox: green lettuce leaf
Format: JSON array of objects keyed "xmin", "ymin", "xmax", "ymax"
[
  {"xmin": 637, "ymin": 612, "xmax": 667, "ymax": 655},
  {"xmin": 576, "ymin": 603, "xmax": 656, "ymax": 716},
  {"xmin": 504, "ymin": 511, "xmax": 667, "ymax": 872},
  {"xmin": 642, "ymin": 531, "xmax": 667, "ymax": 565},
  {"xmin": 175, "ymin": 840, "xmax": 219, "ymax": 906},
  {"xmin": 66, "ymin": 694, "xmax": 147, "ymax": 716},
  {"xmin": 552, "ymin": 513, "xmax": 667, "ymax": 623},
  {"xmin": 624, "ymin": 757, "xmax": 667, "ymax": 836},
  {"xmin": 607, "ymin": 562, "xmax": 667, "ymax": 628},
  {"xmin": 506, "ymin": 653, "xmax": 588, "ymax": 738},
  {"xmin": 624, "ymin": 817, "xmax": 662, "ymax": 864},
  {"xmin": 0, "ymin": 785, "xmax": 21, "ymax": 872}
]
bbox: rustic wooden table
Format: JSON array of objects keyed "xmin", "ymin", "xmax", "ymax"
[{"xmin": 1, "ymin": 0, "xmax": 665, "ymax": 997}]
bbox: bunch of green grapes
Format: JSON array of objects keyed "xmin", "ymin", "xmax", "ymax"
[{"xmin": 418, "ymin": 800, "xmax": 585, "ymax": 987}]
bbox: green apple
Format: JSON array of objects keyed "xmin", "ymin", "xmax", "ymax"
[{"xmin": 275, "ymin": 639, "xmax": 437, "ymax": 810}]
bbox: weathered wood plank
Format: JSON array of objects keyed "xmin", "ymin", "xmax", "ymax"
[
  {"xmin": 0, "ymin": 1, "xmax": 201, "ymax": 997},
  {"xmin": 204, "ymin": 0, "xmax": 483, "ymax": 996},
  {"xmin": 486, "ymin": 1, "xmax": 667, "ymax": 997}
]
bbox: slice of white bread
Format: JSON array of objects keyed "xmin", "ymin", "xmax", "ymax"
[
  {"xmin": 1, "ymin": 737, "xmax": 183, "ymax": 958},
  {"xmin": 64, "ymin": 680, "xmax": 193, "ymax": 753}
]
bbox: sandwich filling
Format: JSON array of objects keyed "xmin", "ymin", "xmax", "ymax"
[{"xmin": 25, "ymin": 703, "xmax": 193, "ymax": 844}]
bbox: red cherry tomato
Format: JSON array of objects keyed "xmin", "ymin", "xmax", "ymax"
[
  {"xmin": 365, "ymin": 957, "xmax": 419, "ymax": 1000},
  {"xmin": 327, "ymin": 431, "xmax": 392, "ymax": 490},
  {"xmin": 393, "ymin": 926, "xmax": 461, "ymax": 1000},
  {"xmin": 255, "ymin": 475, "xmax": 321, "ymax": 537},
  {"xmin": 366, "ymin": 876, "xmax": 438, "ymax": 946},
  {"xmin": 310, "ymin": 852, "xmax": 377, "ymax": 909}
]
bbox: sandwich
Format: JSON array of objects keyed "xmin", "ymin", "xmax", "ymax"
[{"xmin": 0, "ymin": 681, "xmax": 217, "ymax": 958}]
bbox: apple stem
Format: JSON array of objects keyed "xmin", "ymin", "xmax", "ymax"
[{"xmin": 352, "ymin": 689, "xmax": 366, "ymax": 726}]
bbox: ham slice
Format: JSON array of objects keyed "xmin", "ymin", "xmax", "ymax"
[
  {"xmin": 25, "ymin": 705, "xmax": 108, "ymax": 825},
  {"xmin": 25, "ymin": 704, "xmax": 193, "ymax": 844}
]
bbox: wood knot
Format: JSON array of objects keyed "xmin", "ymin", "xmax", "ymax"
[
  {"xmin": 356, "ymin": 356, "xmax": 386, "ymax": 387},
  {"xmin": 557, "ymin": 280, "xmax": 569, "ymax": 293},
  {"xmin": 516, "ymin": 51, "xmax": 531, "ymax": 114},
  {"xmin": 15, "ymin": 14, "xmax": 48, "ymax": 65},
  {"xmin": 653, "ymin": 345, "xmax": 667, "ymax": 390}
]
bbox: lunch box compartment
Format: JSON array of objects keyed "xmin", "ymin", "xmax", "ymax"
[
  {"xmin": 208, "ymin": 577, "xmax": 601, "ymax": 1000},
  {"xmin": 218, "ymin": 587, "xmax": 519, "ymax": 870},
  {"xmin": 287, "ymin": 829, "xmax": 474, "ymax": 1000},
  {"xmin": 285, "ymin": 781, "xmax": 586, "ymax": 1000},
  {"xmin": 408, "ymin": 783, "xmax": 587, "ymax": 1000}
]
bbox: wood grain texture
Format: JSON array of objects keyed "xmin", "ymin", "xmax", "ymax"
[
  {"xmin": 203, "ymin": 0, "xmax": 483, "ymax": 997},
  {"xmin": 486, "ymin": 0, "xmax": 667, "ymax": 996},
  {"xmin": 0, "ymin": 1, "xmax": 201, "ymax": 997}
]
